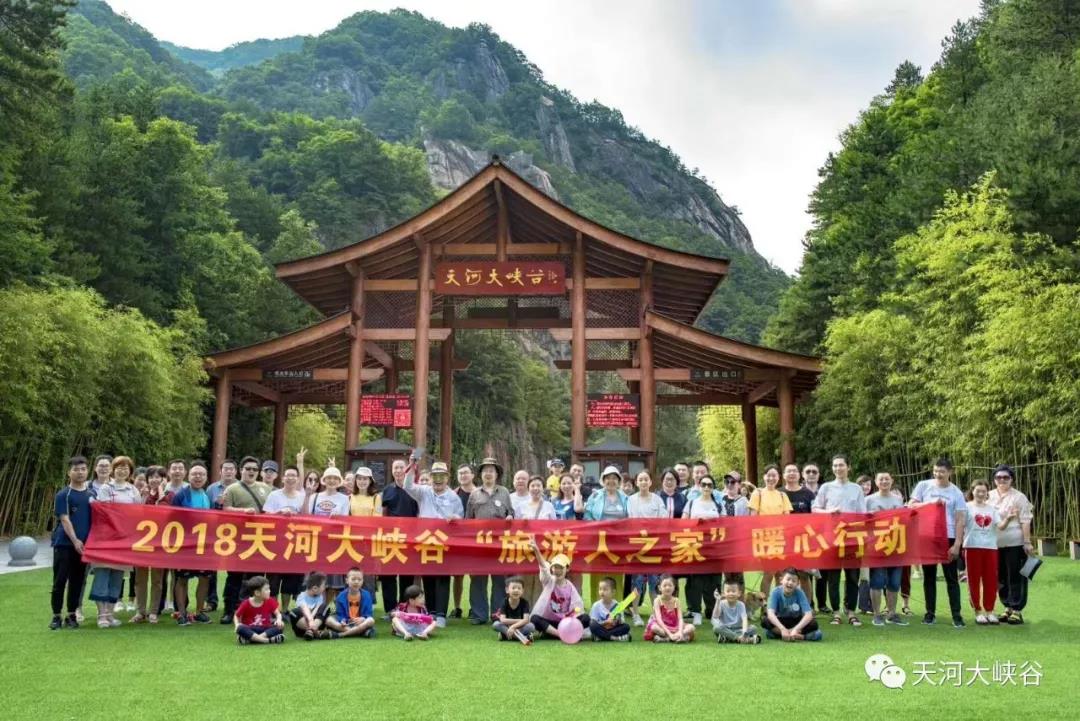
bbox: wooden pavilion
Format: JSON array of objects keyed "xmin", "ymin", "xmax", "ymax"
[{"xmin": 204, "ymin": 159, "xmax": 822, "ymax": 482}]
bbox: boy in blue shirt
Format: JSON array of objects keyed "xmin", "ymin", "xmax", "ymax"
[
  {"xmin": 50, "ymin": 456, "xmax": 92, "ymax": 630},
  {"xmin": 290, "ymin": 571, "xmax": 332, "ymax": 639},
  {"xmin": 763, "ymin": 568, "xmax": 822, "ymax": 642},
  {"xmin": 327, "ymin": 567, "xmax": 375, "ymax": 638},
  {"xmin": 589, "ymin": 577, "xmax": 631, "ymax": 641}
]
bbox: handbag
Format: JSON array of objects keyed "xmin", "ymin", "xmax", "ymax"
[{"xmin": 1019, "ymin": 554, "xmax": 1043, "ymax": 580}]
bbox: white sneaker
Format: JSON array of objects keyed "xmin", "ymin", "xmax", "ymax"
[
  {"xmin": 109, "ymin": 617, "xmax": 123, "ymax": 627},
  {"xmin": 75, "ymin": 609, "xmax": 85, "ymax": 623},
  {"xmin": 163, "ymin": 602, "xmax": 175, "ymax": 613},
  {"xmin": 435, "ymin": 616, "xmax": 447, "ymax": 628},
  {"xmin": 632, "ymin": 613, "xmax": 644, "ymax": 627},
  {"xmin": 581, "ymin": 628, "xmax": 592, "ymax": 640},
  {"xmin": 692, "ymin": 613, "xmax": 702, "ymax": 626}
]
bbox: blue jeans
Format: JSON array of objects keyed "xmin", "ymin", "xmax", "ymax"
[
  {"xmin": 88, "ymin": 567, "xmax": 125, "ymax": 604},
  {"xmin": 468, "ymin": 575, "xmax": 505, "ymax": 622},
  {"xmin": 632, "ymin": 574, "xmax": 660, "ymax": 600},
  {"xmin": 869, "ymin": 566, "xmax": 902, "ymax": 593}
]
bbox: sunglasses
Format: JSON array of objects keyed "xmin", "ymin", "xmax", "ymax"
[
  {"xmin": 725, "ymin": 479, "xmax": 739, "ymax": 485},
  {"xmin": 804, "ymin": 470, "xmax": 819, "ymax": 474},
  {"xmin": 994, "ymin": 475, "xmax": 1012, "ymax": 481},
  {"xmin": 700, "ymin": 484, "xmax": 714, "ymax": 489}
]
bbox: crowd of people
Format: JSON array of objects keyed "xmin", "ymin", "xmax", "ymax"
[{"xmin": 49, "ymin": 449, "xmax": 1036, "ymax": 645}]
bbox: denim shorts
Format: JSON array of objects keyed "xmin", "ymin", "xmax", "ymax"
[{"xmin": 868, "ymin": 566, "xmax": 902, "ymax": 592}]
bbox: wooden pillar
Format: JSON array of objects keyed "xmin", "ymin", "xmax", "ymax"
[
  {"xmin": 272, "ymin": 400, "xmax": 288, "ymax": 468},
  {"xmin": 439, "ymin": 299, "xmax": 455, "ymax": 462},
  {"xmin": 570, "ymin": 232, "xmax": 587, "ymax": 461},
  {"xmin": 778, "ymin": 372, "xmax": 795, "ymax": 466},
  {"xmin": 211, "ymin": 370, "xmax": 232, "ymax": 481},
  {"xmin": 344, "ymin": 268, "xmax": 365, "ymax": 458},
  {"xmin": 639, "ymin": 262, "xmax": 655, "ymax": 461},
  {"xmin": 384, "ymin": 363, "xmax": 398, "ymax": 440},
  {"xmin": 413, "ymin": 237, "xmax": 433, "ymax": 451},
  {"xmin": 742, "ymin": 401, "xmax": 758, "ymax": 486}
]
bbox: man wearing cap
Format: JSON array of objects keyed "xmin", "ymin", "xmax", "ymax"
[
  {"xmin": 381, "ymin": 457, "xmax": 420, "ymax": 614},
  {"xmin": 221, "ymin": 456, "xmax": 274, "ymax": 623},
  {"xmin": 465, "ymin": 457, "xmax": 514, "ymax": 624},
  {"xmin": 404, "ymin": 460, "xmax": 463, "ymax": 627},
  {"xmin": 545, "ymin": 458, "xmax": 565, "ymax": 499}
]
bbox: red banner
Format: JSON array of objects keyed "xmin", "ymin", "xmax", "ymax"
[
  {"xmin": 83, "ymin": 503, "xmax": 948, "ymax": 575},
  {"xmin": 434, "ymin": 261, "xmax": 565, "ymax": 295}
]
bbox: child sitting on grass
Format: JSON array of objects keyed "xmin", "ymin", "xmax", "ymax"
[
  {"xmin": 327, "ymin": 567, "xmax": 375, "ymax": 638},
  {"xmin": 763, "ymin": 568, "xmax": 822, "ymax": 642},
  {"xmin": 493, "ymin": 576, "xmax": 535, "ymax": 644},
  {"xmin": 589, "ymin": 577, "xmax": 632, "ymax": 642},
  {"xmin": 527, "ymin": 537, "xmax": 591, "ymax": 641},
  {"xmin": 391, "ymin": 584, "xmax": 436, "ymax": 641},
  {"xmin": 644, "ymin": 574, "xmax": 695, "ymax": 643},
  {"xmin": 234, "ymin": 576, "xmax": 285, "ymax": 645},
  {"xmin": 289, "ymin": 571, "xmax": 331, "ymax": 640},
  {"xmin": 712, "ymin": 581, "xmax": 760, "ymax": 644}
]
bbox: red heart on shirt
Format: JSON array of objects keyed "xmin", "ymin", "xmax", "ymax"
[{"xmin": 974, "ymin": 514, "xmax": 992, "ymax": 528}]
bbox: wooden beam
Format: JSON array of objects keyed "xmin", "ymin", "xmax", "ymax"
[
  {"xmin": 645, "ymin": 312, "xmax": 823, "ymax": 373},
  {"xmin": 566, "ymin": 277, "xmax": 641, "ymax": 290},
  {"xmin": 435, "ymin": 242, "xmax": 569, "ymax": 257},
  {"xmin": 742, "ymin": 401, "xmax": 758, "ymax": 486},
  {"xmin": 366, "ymin": 279, "xmax": 426, "ymax": 292},
  {"xmin": 384, "ymin": 361, "xmax": 398, "ymax": 441},
  {"xmin": 364, "ymin": 341, "xmax": 394, "ymax": 369},
  {"xmin": 414, "ymin": 238, "xmax": 433, "ymax": 450},
  {"xmin": 206, "ymin": 314, "xmax": 352, "ymax": 369},
  {"xmin": 235, "ymin": 381, "xmax": 281, "ymax": 404},
  {"xmin": 439, "ymin": 299, "xmax": 454, "ymax": 462},
  {"xmin": 571, "ymin": 231, "xmax": 586, "ymax": 459},
  {"xmin": 344, "ymin": 270, "xmax": 365, "ymax": 454},
  {"xmin": 494, "ymin": 178, "xmax": 509, "ymax": 262},
  {"xmin": 365, "ymin": 328, "xmax": 451, "ymax": 342},
  {"xmin": 617, "ymin": 368, "xmax": 691, "ymax": 382},
  {"xmin": 549, "ymin": 327, "xmax": 641, "ymax": 342},
  {"xmin": 396, "ymin": 358, "xmax": 468, "ymax": 372},
  {"xmin": 554, "ymin": 359, "xmax": 632, "ymax": 370},
  {"xmin": 656, "ymin": 393, "xmax": 744, "ymax": 406},
  {"xmin": 211, "ymin": 371, "xmax": 231, "ymax": 482},
  {"xmin": 272, "ymin": 400, "xmax": 288, "ymax": 469},
  {"xmin": 466, "ymin": 306, "xmax": 561, "ymax": 320},
  {"xmin": 747, "ymin": 382, "xmax": 777, "ymax": 405},
  {"xmin": 445, "ymin": 317, "xmax": 570, "ymax": 330}
]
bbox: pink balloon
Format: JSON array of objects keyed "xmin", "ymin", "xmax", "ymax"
[{"xmin": 557, "ymin": 617, "xmax": 584, "ymax": 644}]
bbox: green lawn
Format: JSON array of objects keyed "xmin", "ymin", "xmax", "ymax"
[{"xmin": 2, "ymin": 560, "xmax": 1076, "ymax": 720}]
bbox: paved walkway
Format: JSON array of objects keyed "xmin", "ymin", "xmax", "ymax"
[{"xmin": 0, "ymin": 537, "xmax": 51, "ymax": 575}]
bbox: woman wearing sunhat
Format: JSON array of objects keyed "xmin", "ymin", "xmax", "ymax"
[
  {"xmin": 579, "ymin": 465, "xmax": 630, "ymax": 604},
  {"xmin": 465, "ymin": 457, "xmax": 514, "ymax": 624}
]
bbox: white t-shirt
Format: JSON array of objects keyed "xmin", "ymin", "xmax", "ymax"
[
  {"xmin": 308, "ymin": 491, "xmax": 350, "ymax": 517},
  {"xmin": 521, "ymin": 499, "xmax": 556, "ymax": 520},
  {"xmin": 911, "ymin": 480, "xmax": 967, "ymax": 538},
  {"xmin": 264, "ymin": 489, "xmax": 305, "ymax": 514},
  {"xmin": 627, "ymin": 492, "xmax": 667, "ymax": 519},
  {"xmin": 683, "ymin": 498, "xmax": 720, "ymax": 520},
  {"xmin": 963, "ymin": 502, "xmax": 1000, "ymax": 550},
  {"xmin": 510, "ymin": 492, "xmax": 532, "ymax": 519}
]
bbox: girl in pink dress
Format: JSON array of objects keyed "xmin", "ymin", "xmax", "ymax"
[{"xmin": 645, "ymin": 575, "xmax": 695, "ymax": 643}]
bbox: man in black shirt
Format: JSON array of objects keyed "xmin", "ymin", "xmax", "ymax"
[{"xmin": 380, "ymin": 458, "xmax": 418, "ymax": 614}]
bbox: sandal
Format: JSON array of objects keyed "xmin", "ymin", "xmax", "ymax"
[
  {"xmin": 130, "ymin": 612, "xmax": 147, "ymax": 624},
  {"xmin": 1007, "ymin": 612, "xmax": 1024, "ymax": 625},
  {"xmin": 830, "ymin": 614, "xmax": 842, "ymax": 625},
  {"xmin": 848, "ymin": 614, "xmax": 862, "ymax": 627},
  {"xmin": 902, "ymin": 605, "xmax": 912, "ymax": 616},
  {"xmin": 148, "ymin": 614, "xmax": 158, "ymax": 624}
]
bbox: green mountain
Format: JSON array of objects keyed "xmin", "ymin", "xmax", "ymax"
[
  {"xmin": 65, "ymin": 2, "xmax": 789, "ymax": 341},
  {"xmin": 161, "ymin": 36, "xmax": 305, "ymax": 77}
]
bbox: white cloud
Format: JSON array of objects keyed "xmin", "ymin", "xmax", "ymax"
[{"xmin": 103, "ymin": 0, "xmax": 981, "ymax": 272}]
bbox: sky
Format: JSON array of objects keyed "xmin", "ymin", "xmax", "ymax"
[{"xmin": 103, "ymin": 0, "xmax": 982, "ymax": 274}]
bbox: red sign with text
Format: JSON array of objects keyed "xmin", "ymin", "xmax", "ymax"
[
  {"xmin": 360, "ymin": 394, "xmax": 412, "ymax": 427},
  {"xmin": 434, "ymin": 261, "xmax": 565, "ymax": 295},
  {"xmin": 587, "ymin": 393, "xmax": 640, "ymax": 427},
  {"xmin": 84, "ymin": 503, "xmax": 948, "ymax": 575}
]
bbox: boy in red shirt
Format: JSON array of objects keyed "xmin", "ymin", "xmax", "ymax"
[{"xmin": 233, "ymin": 576, "xmax": 285, "ymax": 644}]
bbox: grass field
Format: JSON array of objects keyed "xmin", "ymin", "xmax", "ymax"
[{"xmin": 2, "ymin": 560, "xmax": 1076, "ymax": 721}]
